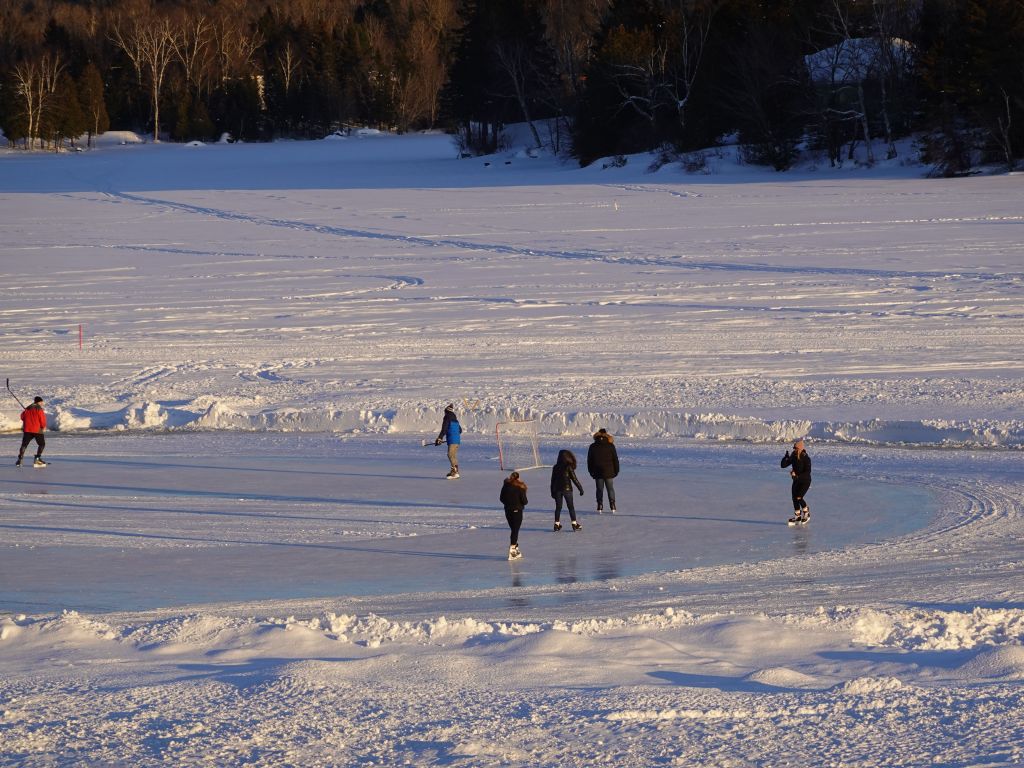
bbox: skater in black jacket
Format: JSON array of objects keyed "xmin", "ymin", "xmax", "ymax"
[
  {"xmin": 500, "ymin": 471, "xmax": 528, "ymax": 560},
  {"xmin": 550, "ymin": 449, "xmax": 584, "ymax": 531},
  {"xmin": 587, "ymin": 428, "xmax": 619, "ymax": 513},
  {"xmin": 781, "ymin": 439, "xmax": 812, "ymax": 523}
]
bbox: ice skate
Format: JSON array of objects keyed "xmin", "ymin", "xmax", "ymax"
[
  {"xmin": 508, "ymin": 544, "xmax": 522, "ymax": 561},
  {"xmin": 553, "ymin": 521, "xmax": 562, "ymax": 532},
  {"xmin": 596, "ymin": 505, "xmax": 603, "ymax": 514},
  {"xmin": 609, "ymin": 504, "xmax": 616, "ymax": 514},
  {"xmin": 32, "ymin": 458, "xmax": 48, "ymax": 467},
  {"xmin": 571, "ymin": 520, "xmax": 582, "ymax": 531}
]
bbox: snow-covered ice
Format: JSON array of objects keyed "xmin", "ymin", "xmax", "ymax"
[{"xmin": 0, "ymin": 134, "xmax": 1022, "ymax": 766}]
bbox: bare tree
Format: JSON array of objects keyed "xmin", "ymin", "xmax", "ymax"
[
  {"xmin": 664, "ymin": 0, "xmax": 719, "ymax": 134},
  {"xmin": 212, "ymin": 4, "xmax": 264, "ymax": 83},
  {"xmin": 537, "ymin": 0, "xmax": 610, "ymax": 98},
  {"xmin": 276, "ymin": 40, "xmax": 302, "ymax": 98},
  {"xmin": 171, "ymin": 12, "xmax": 215, "ymax": 97},
  {"xmin": 869, "ymin": 0, "xmax": 917, "ymax": 160},
  {"xmin": 808, "ymin": 0, "xmax": 876, "ymax": 165},
  {"xmin": 604, "ymin": 2, "xmax": 719, "ymax": 140},
  {"xmin": 111, "ymin": 15, "xmax": 181, "ymax": 142},
  {"xmin": 494, "ymin": 37, "xmax": 544, "ymax": 148},
  {"xmin": 992, "ymin": 87, "xmax": 1015, "ymax": 170},
  {"xmin": 11, "ymin": 52, "xmax": 64, "ymax": 149}
]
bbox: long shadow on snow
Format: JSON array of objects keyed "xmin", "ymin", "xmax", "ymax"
[
  {"xmin": 647, "ymin": 670, "xmax": 804, "ymax": 694},
  {"xmin": 165, "ymin": 657, "xmax": 363, "ymax": 689},
  {"xmin": 818, "ymin": 648, "xmax": 979, "ymax": 671}
]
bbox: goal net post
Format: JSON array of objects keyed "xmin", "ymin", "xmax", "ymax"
[{"xmin": 496, "ymin": 419, "xmax": 544, "ymax": 471}]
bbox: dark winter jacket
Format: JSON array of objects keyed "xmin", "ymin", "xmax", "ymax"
[
  {"xmin": 20, "ymin": 404, "xmax": 46, "ymax": 434},
  {"xmin": 587, "ymin": 432, "xmax": 619, "ymax": 479},
  {"xmin": 781, "ymin": 450, "xmax": 811, "ymax": 479},
  {"xmin": 500, "ymin": 478, "xmax": 528, "ymax": 511},
  {"xmin": 550, "ymin": 454, "xmax": 584, "ymax": 498},
  {"xmin": 438, "ymin": 410, "xmax": 462, "ymax": 445}
]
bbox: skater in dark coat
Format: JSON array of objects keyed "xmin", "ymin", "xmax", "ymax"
[
  {"xmin": 781, "ymin": 439, "xmax": 812, "ymax": 523},
  {"xmin": 586, "ymin": 428, "xmax": 619, "ymax": 513},
  {"xmin": 500, "ymin": 471, "xmax": 528, "ymax": 560},
  {"xmin": 16, "ymin": 396, "xmax": 47, "ymax": 467},
  {"xmin": 550, "ymin": 449, "xmax": 584, "ymax": 531}
]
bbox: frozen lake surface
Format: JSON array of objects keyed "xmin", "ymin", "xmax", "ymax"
[
  {"xmin": 0, "ymin": 433, "xmax": 934, "ymax": 613},
  {"xmin": 1, "ymin": 134, "xmax": 1021, "ymax": 767}
]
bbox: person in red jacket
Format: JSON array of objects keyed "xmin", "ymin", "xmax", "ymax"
[{"xmin": 17, "ymin": 396, "xmax": 47, "ymax": 467}]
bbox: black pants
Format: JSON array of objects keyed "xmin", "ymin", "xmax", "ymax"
[
  {"xmin": 504, "ymin": 508, "xmax": 523, "ymax": 545},
  {"xmin": 791, "ymin": 476, "xmax": 811, "ymax": 511},
  {"xmin": 554, "ymin": 490, "xmax": 577, "ymax": 521},
  {"xmin": 595, "ymin": 478, "xmax": 616, "ymax": 507},
  {"xmin": 18, "ymin": 432, "xmax": 45, "ymax": 461}
]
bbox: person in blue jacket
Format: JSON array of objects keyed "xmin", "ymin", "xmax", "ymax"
[{"xmin": 435, "ymin": 403, "xmax": 463, "ymax": 478}]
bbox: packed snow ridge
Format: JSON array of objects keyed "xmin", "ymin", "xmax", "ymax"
[{"xmin": 2, "ymin": 400, "xmax": 1018, "ymax": 449}]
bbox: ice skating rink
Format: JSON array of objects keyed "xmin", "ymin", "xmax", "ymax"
[{"xmin": 0, "ymin": 433, "xmax": 933, "ymax": 614}]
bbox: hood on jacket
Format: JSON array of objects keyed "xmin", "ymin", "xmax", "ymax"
[
  {"xmin": 504, "ymin": 471, "xmax": 527, "ymax": 490},
  {"xmin": 593, "ymin": 429, "xmax": 614, "ymax": 444}
]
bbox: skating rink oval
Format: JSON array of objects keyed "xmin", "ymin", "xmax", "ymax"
[{"xmin": 0, "ymin": 434, "xmax": 937, "ymax": 613}]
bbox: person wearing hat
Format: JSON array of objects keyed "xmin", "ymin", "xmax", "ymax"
[
  {"xmin": 587, "ymin": 428, "xmax": 619, "ymax": 513},
  {"xmin": 16, "ymin": 396, "xmax": 48, "ymax": 467},
  {"xmin": 435, "ymin": 403, "xmax": 462, "ymax": 478},
  {"xmin": 781, "ymin": 439, "xmax": 812, "ymax": 524}
]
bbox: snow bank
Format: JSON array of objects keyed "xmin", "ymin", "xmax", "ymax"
[
  {"xmin": 91, "ymin": 130, "xmax": 145, "ymax": 146},
  {"xmin": 29, "ymin": 401, "xmax": 1024, "ymax": 448},
  {"xmin": 805, "ymin": 606, "xmax": 1024, "ymax": 651},
  {"xmin": 0, "ymin": 608, "xmax": 701, "ymax": 656}
]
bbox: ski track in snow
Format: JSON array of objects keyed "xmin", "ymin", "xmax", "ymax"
[{"xmin": 1, "ymin": 135, "xmax": 1023, "ymax": 766}]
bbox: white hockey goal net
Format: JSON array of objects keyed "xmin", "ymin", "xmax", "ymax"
[{"xmin": 496, "ymin": 419, "xmax": 544, "ymax": 471}]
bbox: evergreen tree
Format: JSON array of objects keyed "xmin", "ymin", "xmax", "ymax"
[{"xmin": 79, "ymin": 62, "xmax": 109, "ymax": 147}]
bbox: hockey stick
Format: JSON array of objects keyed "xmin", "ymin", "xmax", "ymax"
[
  {"xmin": 5, "ymin": 378, "xmax": 26, "ymax": 410},
  {"xmin": 421, "ymin": 438, "xmax": 447, "ymax": 447}
]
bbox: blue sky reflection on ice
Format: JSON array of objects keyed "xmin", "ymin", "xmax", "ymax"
[{"xmin": 0, "ymin": 434, "xmax": 934, "ymax": 613}]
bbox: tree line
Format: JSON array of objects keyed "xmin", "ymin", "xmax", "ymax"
[{"xmin": 1, "ymin": 0, "xmax": 1021, "ymax": 174}]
